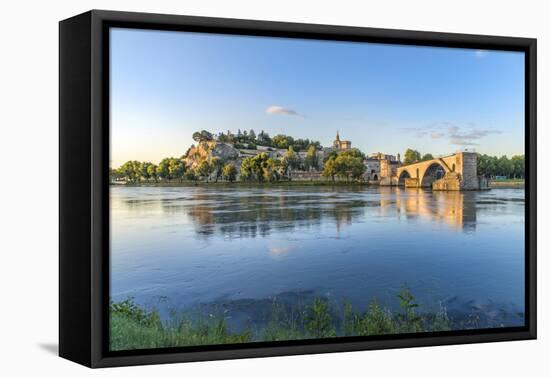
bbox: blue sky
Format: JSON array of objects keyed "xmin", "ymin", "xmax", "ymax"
[{"xmin": 110, "ymin": 28, "xmax": 525, "ymax": 168}]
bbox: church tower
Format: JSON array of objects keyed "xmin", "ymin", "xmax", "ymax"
[{"xmin": 333, "ymin": 130, "xmax": 351, "ymax": 151}]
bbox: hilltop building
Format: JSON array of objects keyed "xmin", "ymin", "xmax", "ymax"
[{"xmin": 333, "ymin": 130, "xmax": 351, "ymax": 151}]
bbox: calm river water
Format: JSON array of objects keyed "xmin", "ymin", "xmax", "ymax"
[{"xmin": 110, "ymin": 185, "xmax": 525, "ymax": 329}]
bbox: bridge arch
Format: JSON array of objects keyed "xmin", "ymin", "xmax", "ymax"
[
  {"xmin": 420, "ymin": 162, "xmax": 447, "ymax": 188},
  {"xmin": 397, "ymin": 169, "xmax": 412, "ymax": 186}
]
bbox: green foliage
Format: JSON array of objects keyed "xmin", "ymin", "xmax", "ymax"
[
  {"xmin": 303, "ymin": 145, "xmax": 319, "ymax": 171},
  {"xmin": 156, "ymin": 158, "xmax": 171, "ymax": 180},
  {"xmin": 322, "ymin": 156, "xmax": 338, "ymax": 181},
  {"xmin": 214, "ymin": 128, "xmax": 321, "ymax": 151},
  {"xmin": 145, "ymin": 163, "xmax": 158, "ymax": 182},
  {"xmin": 110, "ymin": 298, "xmax": 251, "ymax": 351},
  {"xmin": 281, "ymin": 146, "xmax": 300, "ymax": 176},
  {"xmin": 192, "ymin": 130, "xmax": 214, "ymax": 142},
  {"xmin": 110, "ymin": 297, "xmax": 161, "ymax": 328},
  {"xmin": 110, "ymin": 287, "xmax": 458, "ymax": 350},
  {"xmin": 168, "ymin": 158, "xmax": 186, "ymax": 181},
  {"xmin": 403, "ymin": 149, "xmax": 421, "ymax": 165},
  {"xmin": 397, "ymin": 286, "xmax": 423, "ymax": 333},
  {"xmin": 222, "ymin": 163, "xmax": 237, "ymax": 182},
  {"xmin": 263, "ymin": 158, "xmax": 283, "ymax": 182},
  {"xmin": 262, "ymin": 300, "xmax": 305, "ymax": 342},
  {"xmin": 240, "ymin": 157, "xmax": 254, "ymax": 181},
  {"xmin": 210, "ymin": 157, "xmax": 225, "ymax": 182},
  {"xmin": 421, "ymin": 153, "xmax": 434, "ymax": 161},
  {"xmin": 240, "ymin": 152, "xmax": 271, "ymax": 182},
  {"xmin": 322, "ymin": 149, "xmax": 365, "ymax": 182},
  {"xmin": 477, "ymin": 154, "xmax": 524, "ymax": 178},
  {"xmin": 197, "ymin": 160, "xmax": 213, "ymax": 181},
  {"xmin": 304, "ymin": 299, "xmax": 336, "ymax": 338},
  {"xmin": 272, "ymin": 134, "xmax": 295, "ymax": 149},
  {"xmin": 117, "ymin": 160, "xmax": 141, "ymax": 183},
  {"xmin": 184, "ymin": 169, "xmax": 198, "ymax": 181},
  {"xmin": 343, "ymin": 300, "xmax": 396, "ymax": 336}
]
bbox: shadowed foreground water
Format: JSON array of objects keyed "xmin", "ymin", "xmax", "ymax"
[{"xmin": 110, "ymin": 185, "xmax": 525, "ymax": 330}]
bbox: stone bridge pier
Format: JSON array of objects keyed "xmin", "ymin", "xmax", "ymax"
[{"xmin": 393, "ymin": 152, "xmax": 485, "ymax": 190}]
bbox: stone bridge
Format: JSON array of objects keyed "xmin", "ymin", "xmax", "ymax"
[{"xmin": 394, "ymin": 152, "xmax": 482, "ymax": 190}]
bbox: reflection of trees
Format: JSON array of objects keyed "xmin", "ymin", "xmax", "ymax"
[
  {"xmin": 176, "ymin": 188, "xmax": 370, "ymax": 239},
  {"xmin": 116, "ymin": 186, "xmax": 479, "ymax": 238}
]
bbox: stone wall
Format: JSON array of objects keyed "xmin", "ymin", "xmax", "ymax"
[
  {"xmin": 432, "ymin": 173, "xmax": 461, "ymax": 191},
  {"xmin": 459, "ymin": 152, "xmax": 479, "ymax": 190}
]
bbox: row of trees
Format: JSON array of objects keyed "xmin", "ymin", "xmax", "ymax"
[
  {"xmin": 477, "ymin": 154, "xmax": 525, "ymax": 179},
  {"xmin": 112, "ymin": 157, "xmax": 239, "ymax": 183},
  {"xmin": 192, "ymin": 128, "xmax": 322, "ymax": 152},
  {"xmin": 112, "ymin": 143, "xmax": 325, "ymax": 184}
]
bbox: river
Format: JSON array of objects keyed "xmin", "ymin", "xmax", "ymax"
[{"xmin": 110, "ymin": 185, "xmax": 525, "ymax": 330}]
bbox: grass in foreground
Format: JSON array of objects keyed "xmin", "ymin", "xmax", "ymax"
[{"xmin": 110, "ymin": 287, "xmax": 452, "ymax": 351}]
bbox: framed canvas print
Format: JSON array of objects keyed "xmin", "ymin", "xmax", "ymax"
[{"xmin": 59, "ymin": 10, "xmax": 536, "ymax": 368}]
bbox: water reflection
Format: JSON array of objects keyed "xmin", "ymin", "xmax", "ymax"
[
  {"xmin": 122, "ymin": 186, "xmax": 484, "ymax": 238},
  {"xmin": 110, "ymin": 185, "xmax": 525, "ymax": 328},
  {"xmin": 388, "ymin": 188, "xmax": 477, "ymax": 232}
]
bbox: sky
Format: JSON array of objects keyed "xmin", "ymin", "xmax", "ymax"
[{"xmin": 110, "ymin": 27, "xmax": 525, "ymax": 168}]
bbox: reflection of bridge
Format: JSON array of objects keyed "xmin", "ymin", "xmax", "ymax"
[{"xmin": 393, "ymin": 152, "xmax": 483, "ymax": 190}]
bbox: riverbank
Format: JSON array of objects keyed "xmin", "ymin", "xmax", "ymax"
[
  {"xmin": 111, "ymin": 180, "xmax": 370, "ymax": 187},
  {"xmin": 110, "ymin": 288, "xmax": 449, "ymax": 351},
  {"xmin": 490, "ymin": 179, "xmax": 525, "ymax": 188}
]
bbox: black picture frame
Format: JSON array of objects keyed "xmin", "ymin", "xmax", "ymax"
[{"xmin": 59, "ymin": 9, "xmax": 537, "ymax": 368}]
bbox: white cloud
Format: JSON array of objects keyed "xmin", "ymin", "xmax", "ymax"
[
  {"xmin": 475, "ymin": 50, "xmax": 489, "ymax": 58},
  {"xmin": 404, "ymin": 122, "xmax": 502, "ymax": 146},
  {"xmin": 266, "ymin": 105, "xmax": 302, "ymax": 117},
  {"xmin": 448, "ymin": 126, "xmax": 501, "ymax": 146}
]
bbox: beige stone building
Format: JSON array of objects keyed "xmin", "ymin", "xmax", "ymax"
[{"xmin": 332, "ymin": 130, "xmax": 351, "ymax": 151}]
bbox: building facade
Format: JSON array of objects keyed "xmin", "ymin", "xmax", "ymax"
[{"xmin": 333, "ymin": 130, "xmax": 352, "ymax": 151}]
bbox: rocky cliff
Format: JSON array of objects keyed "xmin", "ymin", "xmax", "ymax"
[{"xmin": 184, "ymin": 141, "xmax": 240, "ymax": 169}]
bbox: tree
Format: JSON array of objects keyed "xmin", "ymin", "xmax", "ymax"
[
  {"xmin": 272, "ymin": 134, "xmax": 294, "ymax": 149},
  {"xmin": 192, "ymin": 130, "xmax": 214, "ymax": 142},
  {"xmin": 282, "ymin": 146, "xmax": 300, "ymax": 178},
  {"xmin": 197, "ymin": 160, "xmax": 213, "ymax": 181},
  {"xmin": 240, "ymin": 157, "xmax": 254, "ymax": 181},
  {"xmin": 139, "ymin": 162, "xmax": 157, "ymax": 182},
  {"xmin": 304, "ymin": 145, "xmax": 319, "ymax": 171},
  {"xmin": 222, "ymin": 163, "xmax": 237, "ymax": 182},
  {"xmin": 497, "ymin": 156, "xmax": 513, "ymax": 178},
  {"xmin": 322, "ymin": 156, "xmax": 337, "ymax": 182},
  {"xmin": 257, "ymin": 130, "xmax": 272, "ymax": 146},
  {"xmin": 156, "ymin": 158, "xmax": 171, "ymax": 180},
  {"xmin": 168, "ymin": 158, "xmax": 186, "ymax": 181},
  {"xmin": 109, "ymin": 168, "xmax": 123, "ymax": 181},
  {"xmin": 240, "ymin": 153, "xmax": 271, "ymax": 182},
  {"xmin": 248, "ymin": 129, "xmax": 256, "ymax": 142},
  {"xmin": 118, "ymin": 160, "xmax": 141, "ymax": 183},
  {"xmin": 421, "ymin": 153, "xmax": 434, "ymax": 161},
  {"xmin": 146, "ymin": 163, "xmax": 158, "ymax": 182},
  {"xmin": 510, "ymin": 155, "xmax": 525, "ymax": 179},
  {"xmin": 403, "ymin": 149, "xmax": 421, "ymax": 165},
  {"xmin": 184, "ymin": 169, "xmax": 198, "ymax": 182},
  {"xmin": 263, "ymin": 158, "xmax": 283, "ymax": 182},
  {"xmin": 210, "ymin": 157, "xmax": 225, "ymax": 182},
  {"xmin": 334, "ymin": 151, "xmax": 365, "ymax": 181}
]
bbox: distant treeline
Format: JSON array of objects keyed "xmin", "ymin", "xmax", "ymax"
[
  {"xmin": 477, "ymin": 154, "xmax": 525, "ymax": 179},
  {"xmin": 192, "ymin": 129, "xmax": 322, "ymax": 152}
]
